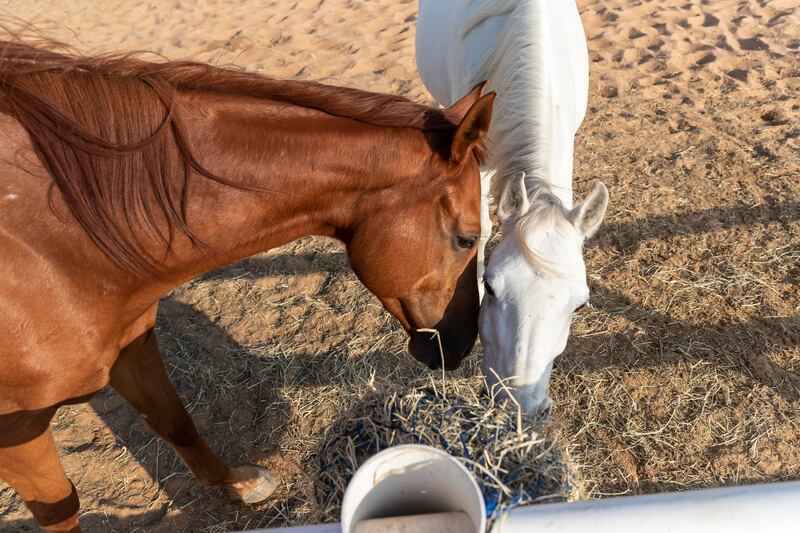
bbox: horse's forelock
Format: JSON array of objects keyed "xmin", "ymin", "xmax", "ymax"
[{"xmin": 512, "ymin": 185, "xmax": 582, "ymax": 278}]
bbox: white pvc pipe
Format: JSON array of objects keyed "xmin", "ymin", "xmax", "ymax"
[
  {"xmin": 340, "ymin": 444, "xmax": 485, "ymax": 533},
  {"xmin": 252, "ymin": 445, "xmax": 485, "ymax": 533},
  {"xmin": 250, "ymin": 480, "xmax": 800, "ymax": 533},
  {"xmin": 493, "ymin": 480, "xmax": 800, "ymax": 533}
]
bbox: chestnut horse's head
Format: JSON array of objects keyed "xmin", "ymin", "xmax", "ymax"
[{"xmin": 345, "ymin": 84, "xmax": 495, "ymax": 370}]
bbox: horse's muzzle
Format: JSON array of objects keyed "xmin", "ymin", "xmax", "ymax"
[{"xmin": 409, "ymin": 328, "xmax": 473, "ymax": 371}]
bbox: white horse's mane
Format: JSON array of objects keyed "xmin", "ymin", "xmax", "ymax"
[{"xmin": 460, "ymin": 0, "xmax": 553, "ymax": 201}]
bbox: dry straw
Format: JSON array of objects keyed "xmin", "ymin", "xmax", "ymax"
[{"xmin": 313, "ymin": 378, "xmax": 578, "ymax": 526}]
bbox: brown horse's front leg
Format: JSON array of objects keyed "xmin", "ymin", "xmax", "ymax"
[
  {"xmin": 0, "ymin": 426, "xmax": 81, "ymax": 532},
  {"xmin": 110, "ymin": 329, "xmax": 275, "ymax": 504}
]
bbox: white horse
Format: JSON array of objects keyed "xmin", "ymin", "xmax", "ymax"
[{"xmin": 416, "ymin": 0, "xmax": 609, "ymax": 414}]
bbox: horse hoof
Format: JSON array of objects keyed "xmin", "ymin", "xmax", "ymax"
[{"xmin": 226, "ymin": 465, "xmax": 276, "ymax": 504}]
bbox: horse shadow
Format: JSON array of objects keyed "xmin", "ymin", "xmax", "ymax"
[
  {"xmin": 597, "ymin": 201, "xmax": 800, "ymax": 252},
  {"xmin": 2, "ymin": 297, "xmax": 303, "ymax": 532},
  {"xmin": 569, "ymin": 199, "xmax": 800, "ymax": 398},
  {"xmin": 565, "ymin": 284, "xmax": 800, "ymax": 398},
  {"xmin": 199, "ymin": 249, "xmax": 350, "ymax": 282}
]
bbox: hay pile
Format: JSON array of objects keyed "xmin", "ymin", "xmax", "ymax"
[{"xmin": 313, "ymin": 382, "xmax": 578, "ymax": 525}]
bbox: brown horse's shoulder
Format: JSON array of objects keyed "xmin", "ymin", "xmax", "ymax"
[
  {"xmin": 0, "ymin": 113, "xmax": 162, "ymax": 415},
  {"xmin": 0, "ymin": 301, "xmax": 119, "ymax": 412},
  {"xmin": 0, "ymin": 261, "xmax": 136, "ymax": 415}
]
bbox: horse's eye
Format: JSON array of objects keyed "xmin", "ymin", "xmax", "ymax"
[
  {"xmin": 484, "ymin": 280, "xmax": 496, "ymax": 298},
  {"xmin": 456, "ymin": 235, "xmax": 477, "ymax": 249}
]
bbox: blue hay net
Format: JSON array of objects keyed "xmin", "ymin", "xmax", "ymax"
[{"xmin": 315, "ymin": 387, "xmax": 573, "ymax": 521}]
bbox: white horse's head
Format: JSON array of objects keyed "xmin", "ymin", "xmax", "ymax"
[{"xmin": 480, "ymin": 172, "xmax": 608, "ymax": 415}]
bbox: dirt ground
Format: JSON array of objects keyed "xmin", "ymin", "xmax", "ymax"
[{"xmin": 0, "ymin": 0, "xmax": 798, "ymax": 531}]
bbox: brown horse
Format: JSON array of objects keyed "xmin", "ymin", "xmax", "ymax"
[{"xmin": 0, "ymin": 41, "xmax": 494, "ymax": 532}]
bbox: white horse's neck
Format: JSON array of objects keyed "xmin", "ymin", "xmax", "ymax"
[{"xmin": 457, "ymin": 0, "xmax": 589, "ymax": 209}]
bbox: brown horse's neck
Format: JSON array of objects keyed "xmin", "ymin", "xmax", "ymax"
[{"xmin": 134, "ymin": 90, "xmax": 435, "ymax": 294}]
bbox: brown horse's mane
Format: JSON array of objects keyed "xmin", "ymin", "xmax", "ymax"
[{"xmin": 0, "ymin": 39, "xmax": 474, "ymax": 279}]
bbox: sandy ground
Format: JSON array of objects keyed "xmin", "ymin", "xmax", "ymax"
[{"xmin": 0, "ymin": 0, "xmax": 798, "ymax": 531}]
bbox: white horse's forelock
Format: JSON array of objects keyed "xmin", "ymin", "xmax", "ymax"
[{"xmin": 508, "ymin": 179, "xmax": 582, "ymax": 279}]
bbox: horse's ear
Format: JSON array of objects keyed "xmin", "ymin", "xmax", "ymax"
[
  {"xmin": 569, "ymin": 182, "xmax": 609, "ymax": 238},
  {"xmin": 497, "ymin": 171, "xmax": 530, "ymax": 224},
  {"xmin": 450, "ymin": 92, "xmax": 495, "ymax": 163},
  {"xmin": 446, "ymin": 80, "xmax": 489, "ymax": 122}
]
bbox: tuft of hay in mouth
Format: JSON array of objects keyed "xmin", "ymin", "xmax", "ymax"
[{"xmin": 313, "ymin": 381, "xmax": 578, "ymax": 526}]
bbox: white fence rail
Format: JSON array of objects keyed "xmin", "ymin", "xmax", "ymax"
[{"xmin": 251, "ymin": 480, "xmax": 800, "ymax": 533}]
